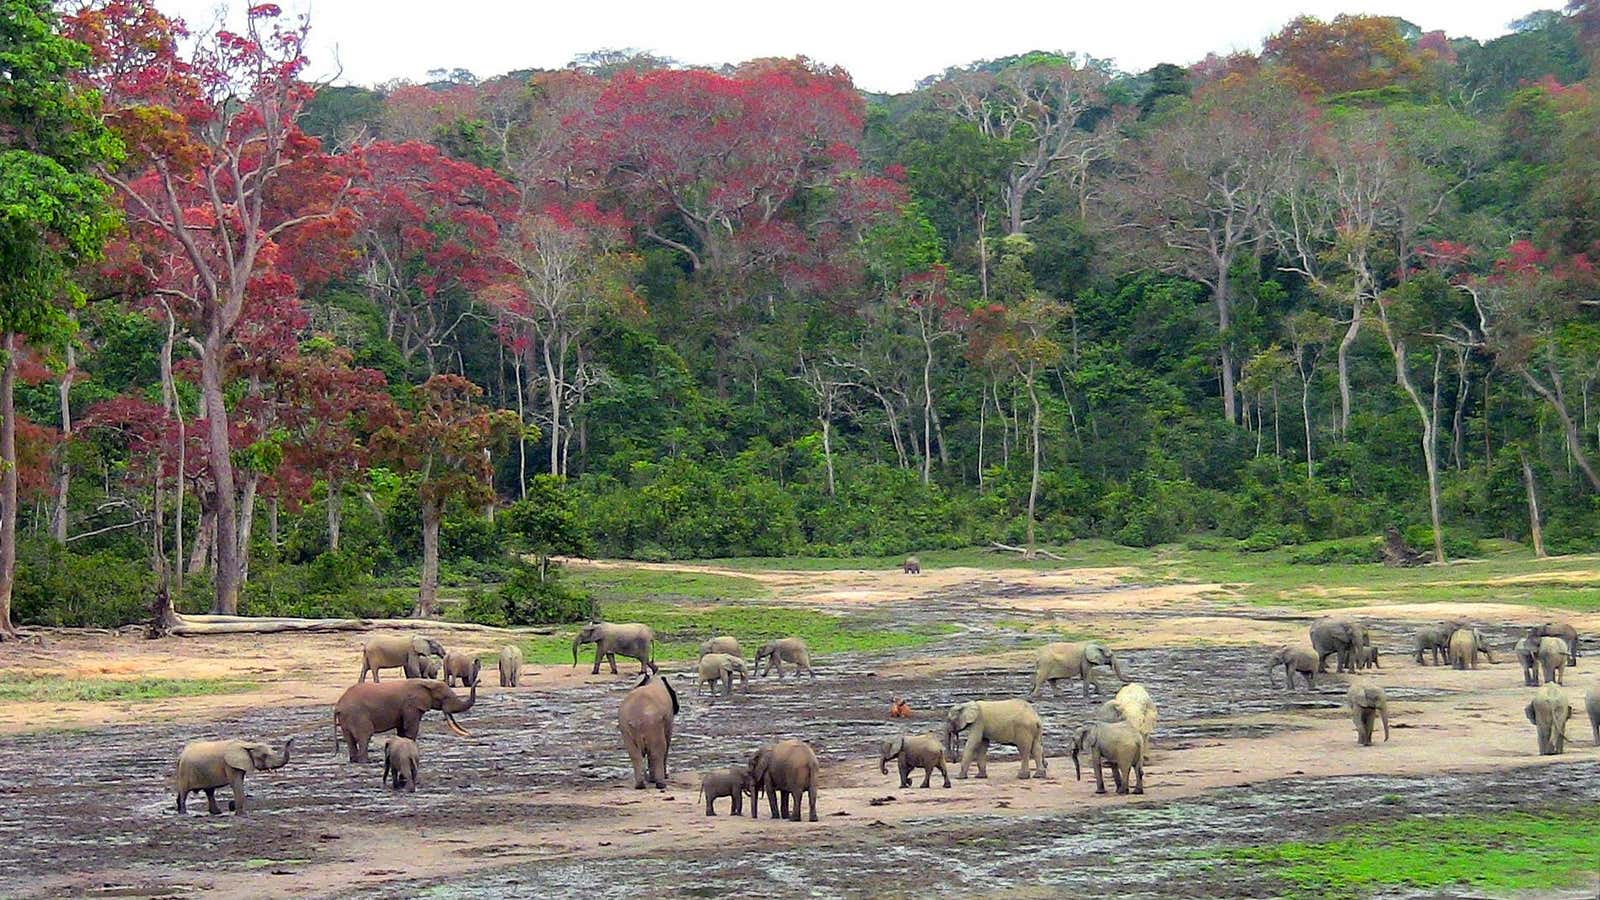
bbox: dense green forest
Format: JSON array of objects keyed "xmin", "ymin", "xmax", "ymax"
[{"xmin": 3, "ymin": 1, "xmax": 1599, "ymax": 630}]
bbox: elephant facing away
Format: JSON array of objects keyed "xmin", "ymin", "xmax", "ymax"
[
  {"xmin": 749, "ymin": 739, "xmax": 820, "ymax": 822},
  {"xmin": 360, "ymin": 634, "xmax": 446, "ymax": 682},
  {"xmin": 880, "ymin": 732, "xmax": 951, "ymax": 788},
  {"xmin": 382, "ymin": 737, "xmax": 419, "ymax": 792},
  {"xmin": 1535, "ymin": 637, "xmax": 1569, "ymax": 685},
  {"xmin": 1448, "ymin": 627, "xmax": 1494, "ymax": 670},
  {"xmin": 698, "ymin": 635, "xmax": 741, "ymax": 660},
  {"xmin": 946, "ymin": 699, "xmax": 1047, "ymax": 780},
  {"xmin": 1309, "ymin": 617, "xmax": 1366, "ymax": 674},
  {"xmin": 1525, "ymin": 683, "xmax": 1574, "ymax": 755},
  {"xmin": 498, "ymin": 645, "xmax": 523, "ymax": 687},
  {"xmin": 175, "ymin": 738, "xmax": 293, "ymax": 814},
  {"xmin": 1586, "ymin": 685, "xmax": 1600, "ymax": 745},
  {"xmin": 1413, "ymin": 621, "xmax": 1463, "ymax": 666},
  {"xmin": 754, "ymin": 638, "xmax": 814, "ymax": 679},
  {"xmin": 697, "ymin": 653, "xmax": 748, "ymax": 696},
  {"xmin": 1346, "ymin": 682, "xmax": 1390, "ymax": 746},
  {"xmin": 334, "ymin": 679, "xmax": 476, "ymax": 762},
  {"xmin": 1030, "ymin": 640, "xmax": 1126, "ymax": 698},
  {"xmin": 618, "ymin": 672, "xmax": 678, "ymax": 790},
  {"xmin": 1071, "ymin": 721, "xmax": 1145, "ymax": 795},
  {"xmin": 1267, "ymin": 646, "xmax": 1317, "ymax": 690},
  {"xmin": 1097, "ymin": 683, "xmax": 1158, "ymax": 745},
  {"xmin": 1531, "ymin": 621, "xmax": 1579, "ymax": 664},
  {"xmin": 573, "ymin": 622, "xmax": 657, "ymax": 676}
]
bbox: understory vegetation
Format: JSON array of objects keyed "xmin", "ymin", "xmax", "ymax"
[{"xmin": 0, "ymin": 674, "xmax": 258, "ymax": 704}]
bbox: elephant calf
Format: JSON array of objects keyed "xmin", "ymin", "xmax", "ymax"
[
  {"xmin": 1516, "ymin": 633, "xmax": 1542, "ymax": 686},
  {"xmin": 382, "ymin": 737, "xmax": 420, "ymax": 792},
  {"xmin": 902, "ymin": 556, "xmax": 921, "ymax": 574},
  {"xmin": 1267, "ymin": 646, "xmax": 1317, "ymax": 691},
  {"xmin": 698, "ymin": 765, "xmax": 752, "ymax": 815},
  {"xmin": 1535, "ymin": 637, "xmax": 1569, "ymax": 685},
  {"xmin": 754, "ymin": 637, "xmax": 815, "ymax": 680},
  {"xmin": 1071, "ymin": 721, "xmax": 1145, "ymax": 795},
  {"xmin": 1346, "ymin": 682, "xmax": 1390, "ymax": 746},
  {"xmin": 442, "ymin": 652, "xmax": 482, "ymax": 687},
  {"xmin": 698, "ymin": 635, "xmax": 741, "ymax": 660},
  {"xmin": 880, "ymin": 732, "xmax": 951, "ymax": 788},
  {"xmin": 1526, "ymin": 683, "xmax": 1574, "ymax": 755},
  {"xmin": 1413, "ymin": 621, "xmax": 1462, "ymax": 666},
  {"xmin": 1351, "ymin": 645, "xmax": 1380, "ymax": 671},
  {"xmin": 697, "ymin": 653, "xmax": 748, "ymax": 696},
  {"xmin": 498, "ymin": 645, "xmax": 523, "ymax": 687},
  {"xmin": 175, "ymin": 738, "xmax": 293, "ymax": 815},
  {"xmin": 1448, "ymin": 627, "xmax": 1493, "ymax": 670}
]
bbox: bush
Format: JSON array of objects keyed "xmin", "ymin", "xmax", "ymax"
[
  {"xmin": 1402, "ymin": 524, "xmax": 1481, "ymax": 559},
  {"xmin": 1240, "ymin": 524, "xmax": 1308, "ymax": 552},
  {"xmin": 13, "ymin": 541, "xmax": 152, "ymax": 628},
  {"xmin": 1288, "ymin": 536, "xmax": 1383, "ymax": 565},
  {"xmin": 444, "ymin": 564, "xmax": 594, "ymax": 627}
]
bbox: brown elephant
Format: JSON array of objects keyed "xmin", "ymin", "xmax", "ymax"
[
  {"xmin": 360, "ymin": 634, "xmax": 446, "ymax": 682},
  {"xmin": 902, "ymin": 556, "xmax": 921, "ymax": 575},
  {"xmin": 1413, "ymin": 621, "xmax": 1463, "ymax": 666},
  {"xmin": 382, "ymin": 736, "xmax": 420, "ymax": 791},
  {"xmin": 1535, "ymin": 637, "xmax": 1569, "ymax": 685},
  {"xmin": 1448, "ymin": 627, "xmax": 1494, "ymax": 670},
  {"xmin": 175, "ymin": 738, "xmax": 293, "ymax": 815},
  {"xmin": 754, "ymin": 637, "xmax": 815, "ymax": 679},
  {"xmin": 1071, "ymin": 721, "xmax": 1145, "ymax": 795},
  {"xmin": 1346, "ymin": 681, "xmax": 1390, "ymax": 746},
  {"xmin": 698, "ymin": 765, "xmax": 752, "ymax": 816},
  {"xmin": 333, "ymin": 679, "xmax": 476, "ymax": 762},
  {"xmin": 697, "ymin": 653, "xmax": 748, "ymax": 696},
  {"xmin": 879, "ymin": 732, "xmax": 950, "ymax": 788},
  {"xmin": 618, "ymin": 671, "xmax": 678, "ymax": 789},
  {"xmin": 1516, "ymin": 632, "xmax": 1543, "ymax": 686},
  {"xmin": 498, "ymin": 645, "xmax": 523, "ymax": 687},
  {"xmin": 1266, "ymin": 645, "xmax": 1317, "ymax": 690},
  {"xmin": 749, "ymin": 739, "xmax": 820, "ymax": 822},
  {"xmin": 1586, "ymin": 685, "xmax": 1599, "ymax": 744},
  {"xmin": 441, "ymin": 652, "xmax": 482, "ymax": 687},
  {"xmin": 574, "ymin": 622, "xmax": 657, "ymax": 676},
  {"xmin": 417, "ymin": 655, "xmax": 441, "ymax": 680},
  {"xmin": 1309, "ymin": 617, "xmax": 1366, "ymax": 674},
  {"xmin": 945, "ymin": 699, "xmax": 1047, "ymax": 780},
  {"xmin": 1531, "ymin": 621, "xmax": 1580, "ymax": 664},
  {"xmin": 698, "ymin": 635, "xmax": 741, "ymax": 660}
]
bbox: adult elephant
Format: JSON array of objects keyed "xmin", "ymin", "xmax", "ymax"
[
  {"xmin": 749, "ymin": 739, "xmax": 819, "ymax": 822},
  {"xmin": 1525, "ymin": 683, "xmax": 1574, "ymax": 755},
  {"xmin": 1030, "ymin": 640, "xmax": 1125, "ymax": 698},
  {"xmin": 753, "ymin": 637, "xmax": 815, "ymax": 679},
  {"xmin": 175, "ymin": 738, "xmax": 293, "ymax": 815},
  {"xmin": 1531, "ymin": 621, "xmax": 1580, "ymax": 665},
  {"xmin": 359, "ymin": 634, "xmax": 446, "ymax": 682},
  {"xmin": 945, "ymin": 699, "xmax": 1047, "ymax": 780},
  {"xmin": 333, "ymin": 679, "xmax": 477, "ymax": 762},
  {"xmin": 618, "ymin": 671, "xmax": 678, "ymax": 789},
  {"xmin": 573, "ymin": 622, "xmax": 657, "ymax": 676},
  {"xmin": 1309, "ymin": 617, "xmax": 1365, "ymax": 674}
]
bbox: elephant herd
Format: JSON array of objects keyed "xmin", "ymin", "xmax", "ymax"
[{"xmin": 1288, "ymin": 615, "xmax": 1600, "ymax": 754}]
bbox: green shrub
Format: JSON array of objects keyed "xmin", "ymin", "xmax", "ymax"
[
  {"xmin": 501, "ymin": 566, "xmax": 594, "ymax": 625},
  {"xmin": 1288, "ymin": 536, "xmax": 1383, "ymax": 565},
  {"xmin": 13, "ymin": 541, "xmax": 152, "ymax": 628},
  {"xmin": 447, "ymin": 586, "xmax": 508, "ymax": 628},
  {"xmin": 1402, "ymin": 524, "xmax": 1481, "ymax": 559}
]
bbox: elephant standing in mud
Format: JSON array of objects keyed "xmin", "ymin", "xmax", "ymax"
[
  {"xmin": 754, "ymin": 638, "xmax": 815, "ymax": 680},
  {"xmin": 1071, "ymin": 721, "xmax": 1145, "ymax": 795},
  {"xmin": 1531, "ymin": 621, "xmax": 1579, "ymax": 665},
  {"xmin": 175, "ymin": 738, "xmax": 293, "ymax": 814},
  {"xmin": 1413, "ymin": 621, "xmax": 1463, "ymax": 666},
  {"xmin": 1516, "ymin": 633, "xmax": 1543, "ymax": 686},
  {"xmin": 1309, "ymin": 617, "xmax": 1367, "ymax": 674},
  {"xmin": 945, "ymin": 699, "xmax": 1047, "ymax": 780},
  {"xmin": 1267, "ymin": 646, "xmax": 1318, "ymax": 690},
  {"xmin": 334, "ymin": 680, "xmax": 476, "ymax": 762},
  {"xmin": 880, "ymin": 732, "xmax": 951, "ymax": 788},
  {"xmin": 1586, "ymin": 686, "xmax": 1600, "ymax": 744},
  {"xmin": 1448, "ymin": 627, "xmax": 1494, "ymax": 670},
  {"xmin": 1534, "ymin": 637, "xmax": 1570, "ymax": 685},
  {"xmin": 698, "ymin": 635, "xmax": 741, "ymax": 660},
  {"xmin": 1526, "ymin": 683, "xmax": 1574, "ymax": 755},
  {"xmin": 441, "ymin": 652, "xmax": 482, "ymax": 687},
  {"xmin": 749, "ymin": 739, "xmax": 820, "ymax": 822},
  {"xmin": 697, "ymin": 653, "xmax": 748, "ymax": 696},
  {"xmin": 360, "ymin": 634, "xmax": 446, "ymax": 682},
  {"xmin": 1097, "ymin": 683, "xmax": 1158, "ymax": 745},
  {"xmin": 698, "ymin": 764, "xmax": 752, "ymax": 816},
  {"xmin": 382, "ymin": 737, "xmax": 420, "ymax": 792},
  {"xmin": 573, "ymin": 622, "xmax": 657, "ymax": 676},
  {"xmin": 1346, "ymin": 682, "xmax": 1390, "ymax": 746},
  {"xmin": 498, "ymin": 645, "xmax": 523, "ymax": 687},
  {"xmin": 1030, "ymin": 640, "xmax": 1125, "ymax": 698},
  {"xmin": 902, "ymin": 556, "xmax": 921, "ymax": 575},
  {"xmin": 619, "ymin": 672, "xmax": 678, "ymax": 790}
]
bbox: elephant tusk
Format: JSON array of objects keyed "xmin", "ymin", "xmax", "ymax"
[{"xmin": 444, "ymin": 714, "xmax": 471, "ymax": 738}]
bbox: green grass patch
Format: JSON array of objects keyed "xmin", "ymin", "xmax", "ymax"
[
  {"xmin": 565, "ymin": 567, "xmax": 767, "ymax": 602},
  {"xmin": 517, "ymin": 599, "xmax": 956, "ymax": 665},
  {"xmin": 703, "ymin": 541, "xmax": 1153, "ymax": 573},
  {"xmin": 0, "ymin": 674, "xmax": 258, "ymax": 703},
  {"xmin": 1223, "ymin": 808, "xmax": 1600, "ymax": 898}
]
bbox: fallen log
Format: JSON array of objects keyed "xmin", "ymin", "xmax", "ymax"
[
  {"xmin": 157, "ymin": 611, "xmax": 558, "ymax": 638},
  {"xmin": 985, "ymin": 541, "xmax": 1067, "ymax": 561}
]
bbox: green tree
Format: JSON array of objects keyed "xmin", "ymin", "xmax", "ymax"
[
  {"xmin": 505, "ymin": 474, "xmax": 584, "ymax": 580},
  {"xmin": 0, "ymin": 0, "xmax": 120, "ymax": 637}
]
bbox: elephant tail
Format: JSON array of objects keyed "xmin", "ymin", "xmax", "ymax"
[{"xmin": 332, "ymin": 709, "xmax": 343, "ymax": 753}]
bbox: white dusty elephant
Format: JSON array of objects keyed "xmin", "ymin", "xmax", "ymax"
[
  {"xmin": 1525, "ymin": 683, "xmax": 1574, "ymax": 756},
  {"xmin": 619, "ymin": 672, "xmax": 678, "ymax": 789},
  {"xmin": 945, "ymin": 699, "xmax": 1047, "ymax": 780},
  {"xmin": 1346, "ymin": 681, "xmax": 1390, "ymax": 746}
]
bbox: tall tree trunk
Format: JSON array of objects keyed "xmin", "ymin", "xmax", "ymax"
[
  {"xmin": 1214, "ymin": 271, "xmax": 1237, "ymax": 425},
  {"xmin": 1519, "ymin": 364, "xmax": 1600, "ymax": 492},
  {"xmin": 976, "ymin": 202, "xmax": 989, "ymax": 301},
  {"xmin": 1336, "ymin": 300, "xmax": 1361, "ymax": 436},
  {"xmin": 189, "ymin": 503, "xmax": 214, "ymax": 575},
  {"xmin": 820, "ymin": 416, "xmax": 835, "ymax": 497},
  {"xmin": 202, "ymin": 331, "xmax": 241, "ymax": 615},
  {"xmin": 1272, "ymin": 385, "xmax": 1282, "ymax": 458},
  {"xmin": 1451, "ymin": 347, "xmax": 1469, "ymax": 471},
  {"xmin": 237, "ymin": 475, "xmax": 258, "ymax": 585},
  {"xmin": 1387, "ymin": 335, "xmax": 1446, "ymax": 563},
  {"xmin": 0, "ymin": 335, "xmax": 18, "ymax": 638},
  {"xmin": 1301, "ymin": 375, "xmax": 1315, "ymax": 478},
  {"xmin": 977, "ymin": 386, "xmax": 988, "ymax": 492},
  {"xmin": 1025, "ymin": 365, "xmax": 1042, "ymax": 558},
  {"xmin": 326, "ymin": 478, "xmax": 343, "ymax": 552},
  {"xmin": 416, "ymin": 497, "xmax": 442, "ymax": 618},
  {"xmin": 51, "ymin": 341, "xmax": 74, "ymax": 544},
  {"xmin": 513, "ymin": 354, "xmax": 527, "ymax": 499},
  {"xmin": 1521, "ymin": 452, "xmax": 1546, "ymax": 558}
]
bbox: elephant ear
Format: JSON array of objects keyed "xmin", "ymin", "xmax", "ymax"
[
  {"xmin": 411, "ymin": 636, "xmax": 431, "ymax": 656},
  {"xmin": 224, "ymin": 742, "xmax": 263, "ymax": 772},
  {"xmin": 663, "ymin": 675, "xmax": 680, "ymax": 715}
]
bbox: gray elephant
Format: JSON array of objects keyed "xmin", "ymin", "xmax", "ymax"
[
  {"xmin": 1535, "ymin": 636, "xmax": 1569, "ymax": 685},
  {"xmin": 618, "ymin": 671, "xmax": 677, "ymax": 789},
  {"xmin": 698, "ymin": 764, "xmax": 752, "ymax": 816},
  {"xmin": 1030, "ymin": 640, "xmax": 1126, "ymax": 698},
  {"xmin": 1267, "ymin": 645, "xmax": 1317, "ymax": 690},
  {"xmin": 748, "ymin": 739, "xmax": 819, "ymax": 822},
  {"xmin": 698, "ymin": 635, "xmax": 741, "ymax": 660},
  {"xmin": 417, "ymin": 655, "xmax": 441, "ymax": 680},
  {"xmin": 498, "ymin": 645, "xmax": 523, "ymax": 687},
  {"xmin": 1516, "ymin": 632, "xmax": 1543, "ymax": 686},
  {"xmin": 902, "ymin": 556, "xmax": 921, "ymax": 574},
  {"xmin": 334, "ymin": 679, "xmax": 476, "ymax": 762},
  {"xmin": 754, "ymin": 637, "xmax": 814, "ymax": 679},
  {"xmin": 1071, "ymin": 721, "xmax": 1145, "ymax": 795},
  {"xmin": 360, "ymin": 634, "xmax": 446, "ymax": 682},
  {"xmin": 945, "ymin": 699, "xmax": 1047, "ymax": 780},
  {"xmin": 1309, "ymin": 617, "xmax": 1366, "ymax": 674},
  {"xmin": 382, "ymin": 736, "xmax": 419, "ymax": 792},
  {"xmin": 1525, "ymin": 683, "xmax": 1573, "ymax": 755},
  {"xmin": 441, "ymin": 651, "xmax": 482, "ymax": 687},
  {"xmin": 1413, "ymin": 621, "xmax": 1463, "ymax": 666},
  {"xmin": 879, "ymin": 732, "xmax": 951, "ymax": 788},
  {"xmin": 697, "ymin": 652, "xmax": 748, "ymax": 696},
  {"xmin": 1531, "ymin": 621, "xmax": 1580, "ymax": 664},
  {"xmin": 174, "ymin": 738, "xmax": 293, "ymax": 815},
  {"xmin": 573, "ymin": 622, "xmax": 657, "ymax": 676},
  {"xmin": 1448, "ymin": 627, "xmax": 1493, "ymax": 669},
  {"xmin": 1586, "ymin": 685, "xmax": 1599, "ymax": 744},
  {"xmin": 1351, "ymin": 644, "xmax": 1380, "ymax": 671},
  {"xmin": 1346, "ymin": 681, "xmax": 1390, "ymax": 746}
]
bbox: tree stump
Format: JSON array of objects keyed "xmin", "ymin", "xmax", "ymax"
[{"xmin": 1381, "ymin": 526, "xmax": 1429, "ymax": 567}]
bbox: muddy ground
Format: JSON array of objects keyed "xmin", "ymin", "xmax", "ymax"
[{"xmin": 2, "ymin": 563, "xmax": 1598, "ymax": 898}]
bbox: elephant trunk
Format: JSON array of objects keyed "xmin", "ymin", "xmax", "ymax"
[
  {"xmin": 571, "ymin": 636, "xmax": 582, "ymax": 668},
  {"xmin": 1071, "ymin": 744, "xmax": 1082, "ymax": 781},
  {"xmin": 1109, "ymin": 653, "xmax": 1126, "ymax": 682},
  {"xmin": 880, "ymin": 754, "xmax": 890, "ymax": 775},
  {"xmin": 1266, "ymin": 662, "xmax": 1279, "ymax": 689},
  {"xmin": 267, "ymin": 737, "xmax": 294, "ymax": 770},
  {"xmin": 1379, "ymin": 706, "xmax": 1390, "ymax": 742},
  {"xmin": 442, "ymin": 682, "xmax": 476, "ymax": 736}
]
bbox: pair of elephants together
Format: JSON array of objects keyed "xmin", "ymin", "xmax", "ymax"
[
  {"xmin": 573, "ymin": 622, "xmax": 816, "ymax": 681},
  {"xmin": 693, "ymin": 636, "xmax": 815, "ymax": 694},
  {"xmin": 357, "ymin": 633, "xmax": 524, "ymax": 688}
]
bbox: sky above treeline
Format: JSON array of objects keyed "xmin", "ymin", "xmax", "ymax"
[{"xmin": 160, "ymin": 0, "xmax": 1543, "ymax": 91}]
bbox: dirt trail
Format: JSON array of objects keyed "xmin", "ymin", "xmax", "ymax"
[{"xmin": 3, "ymin": 560, "xmax": 1597, "ymax": 898}]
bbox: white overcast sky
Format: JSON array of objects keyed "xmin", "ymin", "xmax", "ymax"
[{"xmin": 156, "ymin": 0, "xmax": 1547, "ymax": 93}]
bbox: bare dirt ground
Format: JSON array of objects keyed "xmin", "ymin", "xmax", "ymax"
[{"xmin": 2, "ymin": 563, "xmax": 1598, "ymax": 898}]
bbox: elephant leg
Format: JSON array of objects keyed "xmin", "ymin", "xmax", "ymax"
[
  {"xmin": 920, "ymin": 764, "xmax": 932, "ymax": 788},
  {"xmin": 651, "ymin": 741, "xmax": 668, "ymax": 790},
  {"xmin": 229, "ymin": 770, "xmax": 246, "ymax": 813},
  {"xmin": 1315, "ymin": 651, "xmax": 1329, "ymax": 674},
  {"xmin": 778, "ymin": 789, "xmax": 790, "ymax": 820},
  {"xmin": 1132, "ymin": 756, "xmax": 1145, "ymax": 795},
  {"xmin": 408, "ymin": 764, "xmax": 417, "ymax": 792},
  {"xmin": 1049, "ymin": 678, "xmax": 1063, "ymax": 696},
  {"xmin": 360, "ymin": 660, "xmax": 370, "ymax": 683},
  {"xmin": 383, "ymin": 759, "xmax": 393, "ymax": 788},
  {"xmin": 176, "ymin": 789, "xmax": 188, "ymax": 813},
  {"xmin": 1017, "ymin": 741, "xmax": 1033, "ymax": 780},
  {"xmin": 205, "ymin": 787, "xmax": 221, "ymax": 815},
  {"xmin": 590, "ymin": 649, "xmax": 601, "ymax": 675},
  {"xmin": 1092, "ymin": 753, "xmax": 1107, "ymax": 794},
  {"xmin": 807, "ymin": 780, "xmax": 818, "ymax": 822},
  {"xmin": 626, "ymin": 741, "xmax": 646, "ymax": 789},
  {"xmin": 401, "ymin": 711, "xmax": 423, "ymax": 740},
  {"xmin": 937, "ymin": 760, "xmax": 951, "ymax": 788},
  {"xmin": 976, "ymin": 740, "xmax": 990, "ymax": 779},
  {"xmin": 900, "ymin": 758, "xmax": 912, "ymax": 788},
  {"xmin": 607, "ymin": 652, "xmax": 619, "ymax": 675},
  {"xmin": 766, "ymin": 784, "xmax": 779, "ymax": 818},
  {"xmin": 775, "ymin": 659, "xmax": 785, "ymax": 680},
  {"xmin": 1114, "ymin": 764, "xmax": 1130, "ymax": 795},
  {"xmin": 732, "ymin": 790, "xmax": 743, "ymax": 816},
  {"xmin": 806, "ymin": 661, "xmax": 815, "ymax": 680}
]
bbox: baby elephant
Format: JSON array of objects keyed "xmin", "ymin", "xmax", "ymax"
[
  {"xmin": 1534, "ymin": 637, "xmax": 1569, "ymax": 685},
  {"xmin": 382, "ymin": 736, "xmax": 420, "ymax": 792},
  {"xmin": 698, "ymin": 764, "xmax": 753, "ymax": 816},
  {"xmin": 175, "ymin": 738, "xmax": 294, "ymax": 815},
  {"xmin": 1448, "ymin": 627, "xmax": 1494, "ymax": 670},
  {"xmin": 442, "ymin": 652, "xmax": 482, "ymax": 687},
  {"xmin": 879, "ymin": 732, "xmax": 951, "ymax": 788},
  {"xmin": 498, "ymin": 645, "xmax": 523, "ymax": 687},
  {"xmin": 697, "ymin": 652, "xmax": 748, "ymax": 696},
  {"xmin": 902, "ymin": 556, "xmax": 921, "ymax": 575},
  {"xmin": 1346, "ymin": 682, "xmax": 1390, "ymax": 746},
  {"xmin": 1266, "ymin": 645, "xmax": 1317, "ymax": 691},
  {"xmin": 1071, "ymin": 721, "xmax": 1146, "ymax": 795},
  {"xmin": 1351, "ymin": 644, "xmax": 1380, "ymax": 671},
  {"xmin": 1413, "ymin": 621, "xmax": 1461, "ymax": 666},
  {"xmin": 417, "ymin": 655, "xmax": 441, "ymax": 680}
]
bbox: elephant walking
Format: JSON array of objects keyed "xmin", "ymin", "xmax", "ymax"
[
  {"xmin": 1310, "ymin": 617, "xmax": 1366, "ymax": 674},
  {"xmin": 1071, "ymin": 721, "xmax": 1145, "ymax": 795},
  {"xmin": 618, "ymin": 672, "xmax": 678, "ymax": 789},
  {"xmin": 879, "ymin": 732, "xmax": 950, "ymax": 788},
  {"xmin": 175, "ymin": 738, "xmax": 293, "ymax": 815},
  {"xmin": 946, "ymin": 699, "xmax": 1047, "ymax": 780},
  {"xmin": 1346, "ymin": 682, "xmax": 1390, "ymax": 746},
  {"xmin": 574, "ymin": 622, "xmax": 657, "ymax": 676},
  {"xmin": 360, "ymin": 634, "xmax": 446, "ymax": 682},
  {"xmin": 1535, "ymin": 637, "xmax": 1569, "ymax": 685},
  {"xmin": 1448, "ymin": 627, "xmax": 1493, "ymax": 670},
  {"xmin": 1030, "ymin": 640, "xmax": 1125, "ymax": 698},
  {"xmin": 498, "ymin": 645, "xmax": 523, "ymax": 687},
  {"xmin": 1267, "ymin": 646, "xmax": 1317, "ymax": 690},
  {"xmin": 382, "ymin": 737, "xmax": 420, "ymax": 791},
  {"xmin": 754, "ymin": 638, "xmax": 814, "ymax": 679},
  {"xmin": 749, "ymin": 739, "xmax": 819, "ymax": 822},
  {"xmin": 334, "ymin": 680, "xmax": 476, "ymax": 762},
  {"xmin": 1526, "ymin": 683, "xmax": 1574, "ymax": 755},
  {"xmin": 1586, "ymin": 685, "xmax": 1600, "ymax": 745}
]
